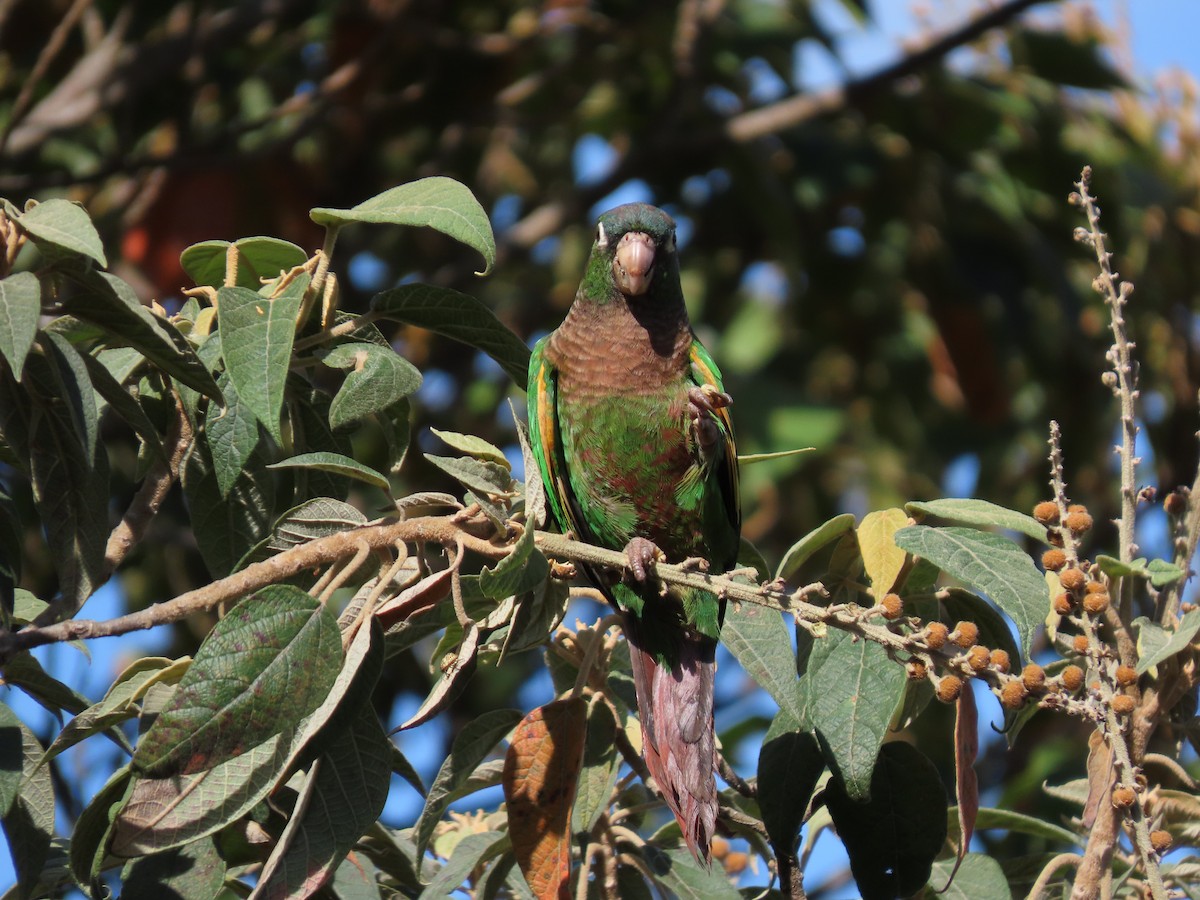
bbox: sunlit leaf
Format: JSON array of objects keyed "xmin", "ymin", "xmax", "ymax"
[
  {"xmin": 269, "ymin": 452, "xmax": 391, "ymax": 494},
  {"xmin": 858, "ymin": 508, "xmax": 908, "ymax": 600},
  {"xmin": 0, "ymin": 272, "xmax": 40, "ymax": 377},
  {"xmin": 17, "ymin": 198, "xmax": 107, "ymax": 266},
  {"xmin": 905, "ymin": 498, "xmax": 1047, "ymax": 543}
]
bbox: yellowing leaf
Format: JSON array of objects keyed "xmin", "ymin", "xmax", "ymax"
[
  {"xmin": 858, "ymin": 508, "xmax": 909, "ymax": 601},
  {"xmin": 503, "ymin": 697, "xmax": 586, "ymax": 900}
]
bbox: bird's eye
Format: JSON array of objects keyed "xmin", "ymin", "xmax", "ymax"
[
  {"xmin": 666, "ymin": 231, "xmax": 677, "ymax": 253},
  {"xmin": 596, "ymin": 222, "xmax": 608, "ymax": 249}
]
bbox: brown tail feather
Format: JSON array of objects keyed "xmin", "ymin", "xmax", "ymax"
[{"xmin": 623, "ymin": 612, "xmax": 717, "ymax": 865}]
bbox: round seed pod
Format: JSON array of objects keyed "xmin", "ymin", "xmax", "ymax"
[
  {"xmin": 1059, "ymin": 568, "xmax": 1086, "ymax": 592},
  {"xmin": 1022, "ymin": 664, "xmax": 1046, "ymax": 692},
  {"xmin": 1033, "ymin": 501, "xmax": 1060, "ymax": 525},
  {"xmin": 924, "ymin": 622, "xmax": 949, "ymax": 650},
  {"xmin": 953, "ymin": 621, "xmax": 979, "ymax": 648},
  {"xmin": 1042, "ymin": 549, "xmax": 1067, "ymax": 572},
  {"xmin": 1083, "ymin": 591, "xmax": 1110, "ymax": 615},
  {"xmin": 1064, "ymin": 510, "xmax": 1093, "ymax": 534},
  {"xmin": 1073, "ymin": 635, "xmax": 1090, "ymax": 654},
  {"xmin": 989, "ymin": 649, "xmax": 1011, "ymax": 673},
  {"xmin": 906, "ymin": 660, "xmax": 928, "ymax": 681},
  {"xmin": 1085, "ymin": 581, "xmax": 1108, "ymax": 594},
  {"xmin": 1150, "ymin": 830, "xmax": 1173, "ymax": 854},
  {"xmin": 723, "ymin": 852, "xmax": 749, "ymax": 875},
  {"xmin": 1000, "ymin": 680, "xmax": 1027, "ymax": 709},
  {"xmin": 1115, "ymin": 665, "xmax": 1137, "ymax": 687},
  {"xmin": 967, "ymin": 646, "xmax": 990, "ymax": 672},
  {"xmin": 1112, "ymin": 694, "xmax": 1136, "ymax": 715},
  {"xmin": 881, "ymin": 593, "xmax": 903, "ymax": 620},
  {"xmin": 1067, "ymin": 504, "xmax": 1088, "ymax": 514},
  {"xmin": 1060, "ymin": 665, "xmax": 1084, "ymax": 692},
  {"xmin": 1164, "ymin": 491, "xmax": 1187, "ymax": 517},
  {"xmin": 1111, "ymin": 786, "xmax": 1136, "ymax": 809},
  {"xmin": 1053, "ymin": 592, "xmax": 1075, "ymax": 615},
  {"xmin": 936, "ymin": 675, "xmax": 963, "ymax": 703}
]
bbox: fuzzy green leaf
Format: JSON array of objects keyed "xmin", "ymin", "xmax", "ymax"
[
  {"xmin": 320, "ymin": 342, "xmax": 422, "ymax": 431},
  {"xmin": 431, "ymin": 428, "xmax": 509, "ymax": 466},
  {"xmin": 17, "ymin": 198, "xmax": 106, "ymax": 266},
  {"xmin": 181, "ymin": 237, "xmax": 308, "ymax": 289},
  {"xmin": 414, "ymin": 708, "xmax": 523, "ymax": 860},
  {"xmin": 121, "ymin": 837, "xmax": 228, "ymax": 900},
  {"xmin": 722, "ymin": 602, "xmax": 805, "ymax": 724},
  {"xmin": 927, "ymin": 852, "xmax": 1012, "ymax": 899},
  {"xmin": 182, "ymin": 435, "xmax": 273, "ymax": 577},
  {"xmin": 425, "ymin": 453, "xmax": 515, "ymax": 498},
  {"xmin": 206, "ymin": 373, "xmax": 265, "ymax": 497},
  {"xmin": 757, "ymin": 708, "xmax": 823, "ymax": 855},
  {"xmin": 423, "ymin": 831, "xmax": 509, "ymax": 897},
  {"xmin": 1134, "ymin": 608, "xmax": 1200, "ymax": 675},
  {"xmin": 799, "ymin": 626, "xmax": 906, "ymax": 800},
  {"xmin": 218, "ymin": 280, "xmax": 305, "ymax": 441},
  {"xmin": 775, "ymin": 513, "xmax": 856, "ymax": 581},
  {"xmin": 906, "ymin": 498, "xmax": 1047, "ymax": 543},
  {"xmin": 0, "ymin": 705, "xmax": 55, "ymax": 897},
  {"xmin": 371, "ymin": 284, "xmax": 529, "ymax": 384},
  {"xmin": 132, "ymin": 585, "xmax": 343, "ymax": 777},
  {"xmin": 0, "ymin": 272, "xmax": 40, "ymax": 378},
  {"xmin": 269, "ymin": 452, "xmax": 391, "ymax": 494},
  {"xmin": 894, "ymin": 525, "xmax": 1046, "ymax": 656},
  {"xmin": 640, "ymin": 846, "xmax": 742, "ymax": 898},
  {"xmin": 311, "ymin": 177, "xmax": 495, "ymax": 274}
]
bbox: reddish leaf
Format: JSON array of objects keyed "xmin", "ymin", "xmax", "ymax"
[
  {"xmin": 374, "ymin": 567, "xmax": 452, "ymax": 630},
  {"xmin": 939, "ymin": 686, "xmax": 979, "ymax": 892},
  {"xmin": 503, "ymin": 697, "xmax": 586, "ymax": 900}
]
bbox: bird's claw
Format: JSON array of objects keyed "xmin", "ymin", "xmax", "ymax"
[
  {"xmin": 688, "ymin": 385, "xmax": 733, "ymax": 452},
  {"xmin": 624, "ymin": 537, "xmax": 662, "ymax": 583}
]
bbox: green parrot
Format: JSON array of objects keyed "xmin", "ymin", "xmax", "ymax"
[{"xmin": 527, "ymin": 203, "xmax": 740, "ymax": 864}]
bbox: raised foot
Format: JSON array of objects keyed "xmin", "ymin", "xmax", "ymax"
[
  {"xmin": 624, "ymin": 537, "xmax": 663, "ymax": 583},
  {"xmin": 688, "ymin": 385, "xmax": 733, "ymax": 451}
]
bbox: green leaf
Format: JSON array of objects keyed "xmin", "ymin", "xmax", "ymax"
[
  {"xmin": 17, "ymin": 198, "xmax": 106, "ymax": 266},
  {"xmin": 61, "ymin": 270, "xmax": 222, "ymax": 400},
  {"xmin": 218, "ymin": 279, "xmax": 306, "ymax": 441},
  {"xmin": 371, "ymin": 284, "xmax": 530, "ymax": 384},
  {"xmin": 824, "ymin": 742, "xmax": 947, "ymax": 900},
  {"xmin": 320, "ymin": 342, "xmax": 422, "ymax": 431},
  {"xmin": 1134, "ymin": 608, "xmax": 1200, "ymax": 675},
  {"xmin": 206, "ymin": 372, "xmax": 266, "ymax": 497},
  {"xmin": 425, "ymin": 453, "xmax": 515, "ymax": 498},
  {"xmin": 70, "ymin": 764, "xmax": 135, "ymax": 888},
  {"xmin": 1095, "ymin": 554, "xmax": 1146, "ymax": 578},
  {"xmin": 775, "ymin": 513, "xmax": 856, "ymax": 581},
  {"xmin": 182, "ymin": 434, "xmax": 274, "ymax": 577},
  {"xmin": 0, "ymin": 272, "xmax": 40, "ymax": 377},
  {"xmin": 19, "ymin": 348, "xmax": 109, "ymax": 610},
  {"xmin": 430, "ymin": 428, "xmax": 509, "ymax": 466},
  {"xmin": 311, "ymin": 177, "xmax": 495, "ymax": 274},
  {"xmin": 572, "ymin": 700, "xmax": 622, "ymax": 836},
  {"xmin": 269, "ymin": 451, "xmax": 391, "ymax": 494},
  {"xmin": 894, "ymin": 526, "xmax": 1047, "ymax": 657},
  {"xmin": 181, "ymin": 237, "xmax": 309, "ymax": 289},
  {"xmin": 263, "ymin": 497, "xmax": 368, "ymax": 552},
  {"xmin": 4, "ymin": 652, "xmax": 91, "ymax": 717},
  {"xmin": 722, "ymin": 603, "xmax": 805, "ymax": 724},
  {"xmin": 799, "ymin": 626, "xmax": 906, "ymax": 799},
  {"xmin": 133, "ymin": 585, "xmax": 343, "ymax": 777},
  {"xmin": 927, "ymin": 852, "xmax": 1012, "ymax": 899},
  {"xmin": 121, "ymin": 837, "xmax": 228, "ymax": 900},
  {"xmin": 80, "ymin": 351, "xmax": 165, "ymax": 461},
  {"xmin": 414, "ymin": 708, "xmax": 523, "ymax": 859},
  {"xmin": 423, "ymin": 831, "xmax": 508, "ymax": 896},
  {"xmin": 1147, "ymin": 558, "xmax": 1186, "ymax": 587},
  {"xmin": 254, "ymin": 702, "xmax": 392, "ymax": 900},
  {"xmin": 970, "ymin": 807, "xmax": 1082, "ymax": 846},
  {"xmin": 479, "ymin": 524, "xmax": 547, "ymax": 600},
  {"xmin": 0, "ymin": 705, "xmax": 55, "ymax": 897},
  {"xmin": 40, "ymin": 657, "xmax": 188, "ymax": 765},
  {"xmin": 114, "ymin": 608, "xmax": 380, "ymax": 857},
  {"xmin": 641, "ymin": 845, "xmax": 742, "ymax": 899},
  {"xmin": 757, "ymin": 708, "xmax": 823, "ymax": 855},
  {"xmin": 905, "ymin": 498, "xmax": 1048, "ymax": 543}
]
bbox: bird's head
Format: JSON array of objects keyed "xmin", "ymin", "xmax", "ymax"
[{"xmin": 591, "ymin": 203, "xmax": 677, "ymax": 299}]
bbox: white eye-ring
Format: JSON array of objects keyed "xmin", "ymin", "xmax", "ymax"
[{"xmin": 596, "ymin": 222, "xmax": 609, "ymax": 249}]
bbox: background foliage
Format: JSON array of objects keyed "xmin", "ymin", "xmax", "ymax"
[{"xmin": 1, "ymin": 0, "xmax": 1199, "ymax": 897}]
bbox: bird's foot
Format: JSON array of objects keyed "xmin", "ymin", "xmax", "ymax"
[
  {"xmin": 624, "ymin": 537, "xmax": 663, "ymax": 583},
  {"xmin": 688, "ymin": 385, "xmax": 733, "ymax": 451}
]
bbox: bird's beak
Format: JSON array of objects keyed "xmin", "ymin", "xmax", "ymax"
[{"xmin": 612, "ymin": 231, "xmax": 656, "ymax": 296}]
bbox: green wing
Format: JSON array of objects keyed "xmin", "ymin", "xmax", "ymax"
[
  {"xmin": 527, "ymin": 337, "xmax": 584, "ymax": 539},
  {"xmin": 688, "ymin": 340, "xmax": 740, "ymax": 540}
]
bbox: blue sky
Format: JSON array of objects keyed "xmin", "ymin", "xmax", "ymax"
[{"xmin": 3, "ymin": 1, "xmax": 1197, "ymax": 895}]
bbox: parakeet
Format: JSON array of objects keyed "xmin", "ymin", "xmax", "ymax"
[{"xmin": 527, "ymin": 203, "xmax": 740, "ymax": 863}]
